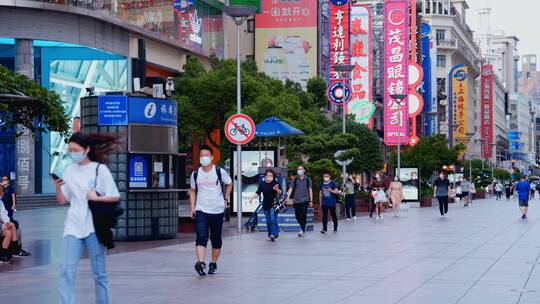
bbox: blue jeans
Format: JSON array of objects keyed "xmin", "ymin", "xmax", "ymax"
[
  {"xmin": 263, "ymin": 208, "xmax": 279, "ymax": 238},
  {"xmin": 59, "ymin": 233, "xmax": 111, "ymax": 304}
]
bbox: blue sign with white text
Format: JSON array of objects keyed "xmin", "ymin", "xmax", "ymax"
[
  {"xmin": 98, "ymin": 96, "xmax": 128, "ymax": 126},
  {"xmin": 128, "ymin": 97, "xmax": 177, "ymax": 126},
  {"xmin": 129, "ymin": 155, "xmax": 148, "ymax": 188}
]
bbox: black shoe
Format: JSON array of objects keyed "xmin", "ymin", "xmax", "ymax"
[
  {"xmin": 195, "ymin": 262, "xmax": 207, "ymax": 276},
  {"xmin": 270, "ymin": 235, "xmax": 276, "ymax": 242},
  {"xmin": 15, "ymin": 248, "xmax": 31, "ymax": 257},
  {"xmin": 208, "ymin": 262, "xmax": 218, "ymax": 275},
  {"xmin": 0, "ymin": 255, "xmax": 12, "ymax": 264},
  {"xmin": 320, "ymin": 230, "xmax": 327, "ymax": 234},
  {"xmin": 522, "ymin": 214, "xmax": 527, "ymax": 219}
]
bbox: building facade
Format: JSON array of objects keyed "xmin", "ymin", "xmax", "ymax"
[{"xmin": 0, "ymin": 0, "xmax": 230, "ymax": 195}]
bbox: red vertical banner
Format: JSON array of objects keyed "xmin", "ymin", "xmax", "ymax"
[
  {"xmin": 383, "ymin": 0, "xmax": 409, "ymax": 146},
  {"xmin": 348, "ymin": 4, "xmax": 374, "ymax": 125},
  {"xmin": 329, "ymin": 1, "xmax": 350, "ymax": 90},
  {"xmin": 481, "ymin": 64, "xmax": 494, "ymax": 158}
]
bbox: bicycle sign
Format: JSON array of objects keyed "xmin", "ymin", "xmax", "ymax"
[{"xmin": 225, "ymin": 114, "xmax": 256, "ymax": 145}]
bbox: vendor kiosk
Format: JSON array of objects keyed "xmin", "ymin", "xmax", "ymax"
[{"xmin": 80, "ymin": 94, "xmax": 182, "ymax": 240}]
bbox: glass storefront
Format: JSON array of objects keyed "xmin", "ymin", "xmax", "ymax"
[{"xmin": 20, "ymin": 0, "xmax": 225, "ymax": 58}]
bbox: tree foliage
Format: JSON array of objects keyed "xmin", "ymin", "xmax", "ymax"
[
  {"xmin": 0, "ymin": 64, "xmax": 69, "ymax": 135},
  {"xmin": 397, "ymin": 135, "xmax": 464, "ymax": 184},
  {"xmin": 174, "ymin": 57, "xmax": 327, "ymax": 153}
]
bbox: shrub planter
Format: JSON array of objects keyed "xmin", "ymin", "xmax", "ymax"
[
  {"xmin": 420, "ymin": 197, "xmax": 433, "ymax": 207},
  {"xmin": 476, "ymin": 192, "xmax": 486, "ymax": 199}
]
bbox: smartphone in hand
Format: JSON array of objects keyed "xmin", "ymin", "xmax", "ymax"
[{"xmin": 51, "ymin": 173, "xmax": 61, "ymax": 181}]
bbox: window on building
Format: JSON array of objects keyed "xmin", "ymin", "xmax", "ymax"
[
  {"xmin": 437, "ymin": 0, "xmax": 443, "ymax": 14},
  {"xmin": 436, "ymin": 29, "xmax": 446, "ymax": 42},
  {"xmin": 437, "ymin": 55, "xmax": 447, "ymax": 67},
  {"xmin": 246, "ymin": 55, "xmax": 255, "ymax": 61},
  {"xmin": 247, "ymin": 19, "xmax": 255, "ymax": 33},
  {"xmin": 426, "ymin": 0, "xmax": 430, "ymax": 13}
]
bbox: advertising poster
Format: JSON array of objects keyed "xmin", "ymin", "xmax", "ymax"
[
  {"xmin": 255, "ymin": 0, "xmax": 317, "ymax": 90},
  {"xmin": 395, "ymin": 167, "xmax": 420, "ymax": 202},
  {"xmin": 383, "ymin": 0, "xmax": 409, "ymax": 146},
  {"xmin": 348, "ymin": 3, "xmax": 374, "ymax": 125},
  {"xmin": 97, "ymin": 95, "xmax": 128, "ymax": 126},
  {"xmin": 231, "ymin": 148, "xmax": 277, "ymax": 213},
  {"xmin": 451, "ymin": 67, "xmax": 469, "ymax": 145},
  {"xmin": 129, "ymin": 155, "xmax": 148, "ymax": 188},
  {"xmin": 481, "ymin": 64, "xmax": 494, "ymax": 158}
]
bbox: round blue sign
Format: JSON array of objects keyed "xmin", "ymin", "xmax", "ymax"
[
  {"xmin": 329, "ymin": 0, "xmax": 350, "ymax": 6},
  {"xmin": 327, "ymin": 81, "xmax": 351, "ymax": 106},
  {"xmin": 454, "ymin": 69, "xmax": 469, "ymax": 81}
]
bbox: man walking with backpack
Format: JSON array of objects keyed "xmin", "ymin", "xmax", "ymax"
[
  {"xmin": 190, "ymin": 146, "xmax": 233, "ymax": 276},
  {"xmin": 287, "ymin": 165, "xmax": 313, "ymax": 237}
]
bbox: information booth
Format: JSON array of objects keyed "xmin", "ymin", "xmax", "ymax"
[{"xmin": 80, "ymin": 94, "xmax": 182, "ymax": 240}]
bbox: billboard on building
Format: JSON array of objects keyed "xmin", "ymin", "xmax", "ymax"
[
  {"xmin": 328, "ymin": 1, "xmax": 350, "ymax": 87},
  {"xmin": 383, "ymin": 0, "xmax": 409, "ymax": 146},
  {"xmin": 451, "ymin": 67, "xmax": 469, "ymax": 144},
  {"xmin": 481, "ymin": 64, "xmax": 494, "ymax": 158},
  {"xmin": 348, "ymin": 3, "xmax": 374, "ymax": 125},
  {"xmin": 255, "ymin": 0, "xmax": 318, "ymax": 89}
]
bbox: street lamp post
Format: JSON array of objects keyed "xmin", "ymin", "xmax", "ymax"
[
  {"xmin": 390, "ymin": 94, "xmax": 407, "ymax": 179},
  {"xmin": 490, "ymin": 143, "xmax": 497, "ymax": 180},
  {"xmin": 466, "ymin": 132, "xmax": 475, "ymax": 182},
  {"xmin": 333, "ymin": 64, "xmax": 355, "ymax": 186},
  {"xmin": 224, "ymin": 5, "xmax": 256, "ymax": 230}
]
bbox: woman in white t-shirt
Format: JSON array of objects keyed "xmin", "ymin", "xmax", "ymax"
[{"xmin": 53, "ymin": 133, "xmax": 120, "ymax": 304}]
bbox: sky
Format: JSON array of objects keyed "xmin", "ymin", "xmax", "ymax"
[{"xmin": 466, "ymin": 0, "xmax": 539, "ymax": 59}]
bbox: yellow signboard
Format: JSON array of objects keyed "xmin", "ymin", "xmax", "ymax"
[{"xmin": 452, "ymin": 67, "xmax": 469, "ymax": 145}]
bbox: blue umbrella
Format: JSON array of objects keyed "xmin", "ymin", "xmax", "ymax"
[{"xmin": 255, "ymin": 116, "xmax": 304, "ymax": 138}]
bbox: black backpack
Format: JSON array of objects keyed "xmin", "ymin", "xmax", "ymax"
[{"xmin": 193, "ymin": 166, "xmax": 226, "ymax": 198}]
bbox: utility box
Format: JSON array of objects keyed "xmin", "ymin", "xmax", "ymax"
[{"xmin": 80, "ymin": 95, "xmax": 182, "ymax": 240}]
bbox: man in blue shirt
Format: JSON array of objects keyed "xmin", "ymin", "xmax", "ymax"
[
  {"xmin": 319, "ymin": 172, "xmax": 340, "ymax": 233},
  {"xmin": 515, "ymin": 175, "xmax": 531, "ymax": 219}
]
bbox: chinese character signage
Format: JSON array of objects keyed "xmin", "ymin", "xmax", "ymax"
[
  {"xmin": 348, "ymin": 3, "xmax": 374, "ymax": 125},
  {"xmin": 256, "ymin": 0, "xmax": 316, "ymax": 28},
  {"xmin": 451, "ymin": 67, "xmax": 469, "ymax": 144},
  {"xmin": 129, "ymin": 155, "xmax": 148, "ymax": 188},
  {"xmin": 16, "ymin": 126, "xmax": 34, "ymax": 194},
  {"xmin": 255, "ymin": 0, "xmax": 317, "ymax": 90},
  {"xmin": 128, "ymin": 97, "xmax": 177, "ymax": 126},
  {"xmin": 329, "ymin": 0, "xmax": 350, "ymax": 87},
  {"xmin": 98, "ymin": 96, "xmax": 128, "ymax": 126},
  {"xmin": 383, "ymin": 0, "xmax": 409, "ymax": 146},
  {"xmin": 481, "ymin": 64, "xmax": 494, "ymax": 158}
]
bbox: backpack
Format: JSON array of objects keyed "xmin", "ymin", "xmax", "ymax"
[
  {"xmin": 193, "ymin": 166, "xmax": 226, "ymax": 198},
  {"xmin": 290, "ymin": 176, "xmax": 311, "ymax": 199}
]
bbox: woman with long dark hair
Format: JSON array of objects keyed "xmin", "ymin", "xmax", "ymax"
[{"xmin": 53, "ymin": 132, "xmax": 120, "ymax": 304}]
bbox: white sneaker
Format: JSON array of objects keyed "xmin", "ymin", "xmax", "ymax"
[
  {"xmin": 439, "ymin": 214, "xmax": 445, "ymax": 218},
  {"xmin": 353, "ymin": 216, "xmax": 357, "ymax": 220},
  {"xmin": 298, "ymin": 231, "xmax": 304, "ymax": 237},
  {"xmin": 380, "ymin": 214, "xmax": 384, "ymax": 219},
  {"xmin": 346, "ymin": 218, "xmax": 351, "ymax": 221},
  {"xmin": 376, "ymin": 215, "xmax": 380, "ymax": 220}
]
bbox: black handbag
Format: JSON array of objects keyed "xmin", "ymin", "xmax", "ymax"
[
  {"xmin": 273, "ymin": 195, "xmax": 287, "ymax": 213},
  {"xmin": 88, "ymin": 163, "xmax": 124, "ymax": 248}
]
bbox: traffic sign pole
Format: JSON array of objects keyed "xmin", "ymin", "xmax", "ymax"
[{"xmin": 224, "ymin": 114, "xmax": 255, "ymax": 230}]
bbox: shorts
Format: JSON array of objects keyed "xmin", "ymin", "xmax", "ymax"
[
  {"xmin": 519, "ymin": 199, "xmax": 529, "ymax": 207},
  {"xmin": 461, "ymin": 192, "xmax": 469, "ymax": 198}
]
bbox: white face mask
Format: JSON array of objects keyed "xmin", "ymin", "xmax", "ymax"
[
  {"xmin": 297, "ymin": 169, "xmax": 305, "ymax": 176},
  {"xmin": 323, "ymin": 177, "xmax": 330, "ymax": 183},
  {"xmin": 69, "ymin": 151, "xmax": 86, "ymax": 163},
  {"xmin": 394, "ymin": 177, "xmax": 399, "ymax": 182},
  {"xmin": 200, "ymin": 156, "xmax": 212, "ymax": 167}
]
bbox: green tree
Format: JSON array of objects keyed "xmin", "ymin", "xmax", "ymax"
[
  {"xmin": 493, "ymin": 168, "xmax": 511, "ymax": 181},
  {"xmin": 398, "ymin": 135, "xmax": 464, "ymax": 184},
  {"xmin": 0, "ymin": 64, "xmax": 69, "ymax": 135}
]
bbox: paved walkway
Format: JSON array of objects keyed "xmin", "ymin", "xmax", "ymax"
[{"xmin": 2, "ymin": 197, "xmax": 540, "ymax": 304}]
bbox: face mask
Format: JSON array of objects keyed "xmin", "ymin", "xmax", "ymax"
[
  {"xmin": 265, "ymin": 176, "xmax": 274, "ymax": 183},
  {"xmin": 297, "ymin": 169, "xmax": 305, "ymax": 176},
  {"xmin": 323, "ymin": 177, "xmax": 330, "ymax": 183},
  {"xmin": 394, "ymin": 177, "xmax": 399, "ymax": 182},
  {"xmin": 200, "ymin": 156, "xmax": 212, "ymax": 167},
  {"xmin": 69, "ymin": 152, "xmax": 86, "ymax": 163},
  {"xmin": 375, "ymin": 175, "xmax": 380, "ymax": 180}
]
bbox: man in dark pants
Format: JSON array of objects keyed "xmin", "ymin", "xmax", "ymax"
[
  {"xmin": 287, "ymin": 165, "xmax": 313, "ymax": 237},
  {"xmin": 433, "ymin": 172, "xmax": 451, "ymax": 218},
  {"xmin": 190, "ymin": 146, "xmax": 233, "ymax": 276}
]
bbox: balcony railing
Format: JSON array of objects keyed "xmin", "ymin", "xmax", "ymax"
[{"xmin": 436, "ymin": 39, "xmax": 457, "ymax": 48}]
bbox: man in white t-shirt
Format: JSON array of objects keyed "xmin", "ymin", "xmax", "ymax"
[{"xmin": 190, "ymin": 145, "xmax": 232, "ymax": 276}]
